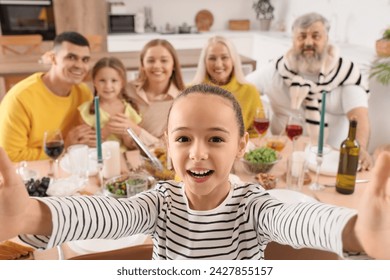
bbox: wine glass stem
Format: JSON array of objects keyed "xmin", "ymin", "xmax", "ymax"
[
  {"xmin": 48, "ymin": 159, "xmax": 54, "ymax": 177},
  {"xmin": 53, "ymin": 159, "xmax": 59, "ymax": 179},
  {"xmin": 292, "ymin": 138, "xmax": 296, "ymax": 152}
]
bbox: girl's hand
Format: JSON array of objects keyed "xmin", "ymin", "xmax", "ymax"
[
  {"xmin": 355, "ymin": 151, "xmax": 390, "ymax": 259},
  {"xmin": 66, "ymin": 124, "xmax": 96, "ymax": 147},
  {"xmin": 0, "ymin": 148, "xmax": 30, "ymax": 241},
  {"xmin": 106, "ymin": 113, "xmax": 140, "ymax": 136}
]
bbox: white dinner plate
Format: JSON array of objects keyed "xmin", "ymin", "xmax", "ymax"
[
  {"xmin": 267, "ymin": 189, "xmax": 317, "ymax": 204},
  {"xmin": 305, "ymin": 146, "xmax": 339, "ymax": 177},
  {"xmin": 67, "ymin": 234, "xmax": 148, "ymax": 255},
  {"xmin": 60, "ymin": 148, "xmax": 98, "ymax": 176}
]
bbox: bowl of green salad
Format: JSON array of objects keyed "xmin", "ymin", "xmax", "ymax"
[
  {"xmin": 241, "ymin": 147, "xmax": 281, "ymax": 174},
  {"xmin": 104, "ymin": 174, "xmax": 148, "ymax": 198}
]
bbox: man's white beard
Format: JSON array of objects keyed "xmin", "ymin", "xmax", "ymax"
[{"xmin": 293, "ymin": 49, "xmax": 326, "ymax": 75}]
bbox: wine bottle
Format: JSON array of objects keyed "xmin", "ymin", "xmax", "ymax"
[{"xmin": 335, "ymin": 119, "xmax": 360, "ymax": 194}]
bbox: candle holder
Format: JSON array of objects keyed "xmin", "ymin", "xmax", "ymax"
[
  {"xmin": 97, "ymin": 162, "xmax": 104, "ymax": 190},
  {"xmin": 309, "ymin": 154, "xmax": 325, "ymax": 191},
  {"xmin": 90, "ymin": 150, "xmax": 110, "ymax": 195}
]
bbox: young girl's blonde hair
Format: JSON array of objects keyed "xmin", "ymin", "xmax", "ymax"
[{"xmin": 90, "ymin": 56, "xmax": 138, "ymax": 114}]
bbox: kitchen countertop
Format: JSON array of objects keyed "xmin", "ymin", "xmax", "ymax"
[
  {"xmin": 108, "ymin": 30, "xmax": 291, "ymax": 37},
  {"xmin": 107, "ymin": 30, "xmax": 376, "ymax": 68},
  {"xmin": 0, "ymin": 48, "xmax": 256, "ymax": 77}
]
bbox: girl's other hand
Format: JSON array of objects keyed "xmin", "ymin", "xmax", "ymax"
[
  {"xmin": 107, "ymin": 113, "xmax": 140, "ymax": 136},
  {"xmin": 0, "ymin": 148, "xmax": 30, "ymax": 240},
  {"xmin": 356, "ymin": 151, "xmax": 390, "ymax": 259}
]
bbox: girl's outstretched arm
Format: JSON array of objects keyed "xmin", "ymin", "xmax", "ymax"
[
  {"xmin": 354, "ymin": 151, "xmax": 390, "ymax": 259},
  {"xmin": 342, "ymin": 151, "xmax": 390, "ymax": 259},
  {"xmin": 0, "ymin": 148, "xmax": 52, "ymax": 241}
]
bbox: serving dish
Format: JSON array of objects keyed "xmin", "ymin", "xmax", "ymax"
[
  {"xmin": 267, "ymin": 189, "xmax": 318, "ymax": 204},
  {"xmin": 140, "ymin": 147, "xmax": 175, "ymax": 180},
  {"xmin": 104, "ymin": 174, "xmax": 148, "ymax": 198},
  {"xmin": 67, "ymin": 235, "xmax": 148, "ymax": 255},
  {"xmin": 241, "ymin": 147, "xmax": 281, "ymax": 174}
]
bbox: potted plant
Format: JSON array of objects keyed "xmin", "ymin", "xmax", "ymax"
[
  {"xmin": 252, "ymin": 0, "xmax": 274, "ymax": 31},
  {"xmin": 370, "ymin": 28, "xmax": 390, "ymax": 86},
  {"xmin": 375, "ymin": 27, "xmax": 390, "ymax": 57},
  {"xmin": 370, "ymin": 57, "xmax": 390, "ymax": 86}
]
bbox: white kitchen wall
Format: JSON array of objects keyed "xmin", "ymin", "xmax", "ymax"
[
  {"xmin": 110, "ymin": 0, "xmax": 255, "ymax": 31},
  {"xmin": 280, "ymin": 0, "xmax": 390, "ymax": 50},
  {"xmin": 110, "ymin": 0, "xmax": 389, "ymax": 50}
]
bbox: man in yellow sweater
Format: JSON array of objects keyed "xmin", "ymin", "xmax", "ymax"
[{"xmin": 0, "ymin": 32, "xmax": 95, "ymax": 162}]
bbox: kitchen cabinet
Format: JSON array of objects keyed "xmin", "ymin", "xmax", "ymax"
[
  {"xmin": 108, "ymin": 31, "xmax": 256, "ymax": 82},
  {"xmin": 251, "ymin": 32, "xmax": 290, "ymax": 68},
  {"xmin": 53, "ymin": 0, "xmax": 108, "ymax": 51},
  {"xmin": 107, "ymin": 31, "xmax": 293, "ymax": 81},
  {"xmin": 107, "ymin": 31, "xmax": 253, "ymax": 54}
]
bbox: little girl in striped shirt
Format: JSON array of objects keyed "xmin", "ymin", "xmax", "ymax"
[{"xmin": 0, "ymin": 84, "xmax": 389, "ymax": 259}]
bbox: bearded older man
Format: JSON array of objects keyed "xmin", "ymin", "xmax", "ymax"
[{"xmin": 246, "ymin": 12, "xmax": 372, "ymax": 170}]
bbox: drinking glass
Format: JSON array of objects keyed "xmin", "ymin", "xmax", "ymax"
[
  {"xmin": 286, "ymin": 151, "xmax": 307, "ymax": 191},
  {"xmin": 43, "ymin": 129, "xmax": 64, "ymax": 179},
  {"xmin": 253, "ymin": 106, "xmax": 269, "ymax": 145},
  {"xmin": 285, "ymin": 113, "xmax": 304, "ymax": 151},
  {"xmin": 67, "ymin": 144, "xmax": 89, "ymax": 184}
]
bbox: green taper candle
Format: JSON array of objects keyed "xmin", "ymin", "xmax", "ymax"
[
  {"xmin": 94, "ymin": 96, "xmax": 103, "ymax": 164},
  {"xmin": 318, "ymin": 91, "xmax": 327, "ymax": 156}
]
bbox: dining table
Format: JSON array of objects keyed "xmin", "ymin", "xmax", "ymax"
[
  {"xmin": 4, "ymin": 136, "xmax": 372, "ymax": 260},
  {"xmin": 240, "ymin": 137, "xmax": 372, "ymax": 210}
]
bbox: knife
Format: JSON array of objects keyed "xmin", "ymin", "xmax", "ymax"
[
  {"xmin": 324, "ymin": 179, "xmax": 370, "ymax": 187},
  {"xmin": 126, "ymin": 128, "xmax": 163, "ymax": 171}
]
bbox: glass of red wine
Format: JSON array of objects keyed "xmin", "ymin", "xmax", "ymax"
[
  {"xmin": 43, "ymin": 129, "xmax": 65, "ymax": 179},
  {"xmin": 253, "ymin": 106, "xmax": 269, "ymax": 145},
  {"xmin": 285, "ymin": 114, "xmax": 304, "ymax": 151}
]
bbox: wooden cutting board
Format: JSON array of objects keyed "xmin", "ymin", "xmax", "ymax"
[
  {"xmin": 228, "ymin": 20, "xmax": 250, "ymax": 31},
  {"xmin": 195, "ymin": 10, "xmax": 214, "ymax": 32}
]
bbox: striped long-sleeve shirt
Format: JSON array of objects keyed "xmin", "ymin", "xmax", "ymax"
[{"xmin": 20, "ymin": 181, "xmax": 356, "ymax": 259}]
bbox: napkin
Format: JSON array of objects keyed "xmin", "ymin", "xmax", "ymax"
[{"xmin": 46, "ymin": 177, "xmax": 85, "ymax": 196}]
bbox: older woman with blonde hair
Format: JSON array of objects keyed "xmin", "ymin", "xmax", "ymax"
[
  {"xmin": 191, "ymin": 35, "xmax": 265, "ymax": 138},
  {"xmin": 126, "ymin": 39, "xmax": 186, "ymax": 145}
]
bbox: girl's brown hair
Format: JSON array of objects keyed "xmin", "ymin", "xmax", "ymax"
[
  {"xmin": 134, "ymin": 39, "xmax": 185, "ymax": 91},
  {"xmin": 90, "ymin": 56, "xmax": 138, "ymax": 114},
  {"xmin": 168, "ymin": 84, "xmax": 245, "ymax": 137}
]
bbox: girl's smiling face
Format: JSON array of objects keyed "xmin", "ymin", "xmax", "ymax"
[
  {"xmin": 167, "ymin": 93, "xmax": 247, "ymax": 210},
  {"xmin": 93, "ymin": 66, "xmax": 123, "ymax": 102}
]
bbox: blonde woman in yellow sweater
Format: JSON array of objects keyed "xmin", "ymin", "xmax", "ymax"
[{"xmin": 191, "ymin": 35, "xmax": 265, "ymax": 138}]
